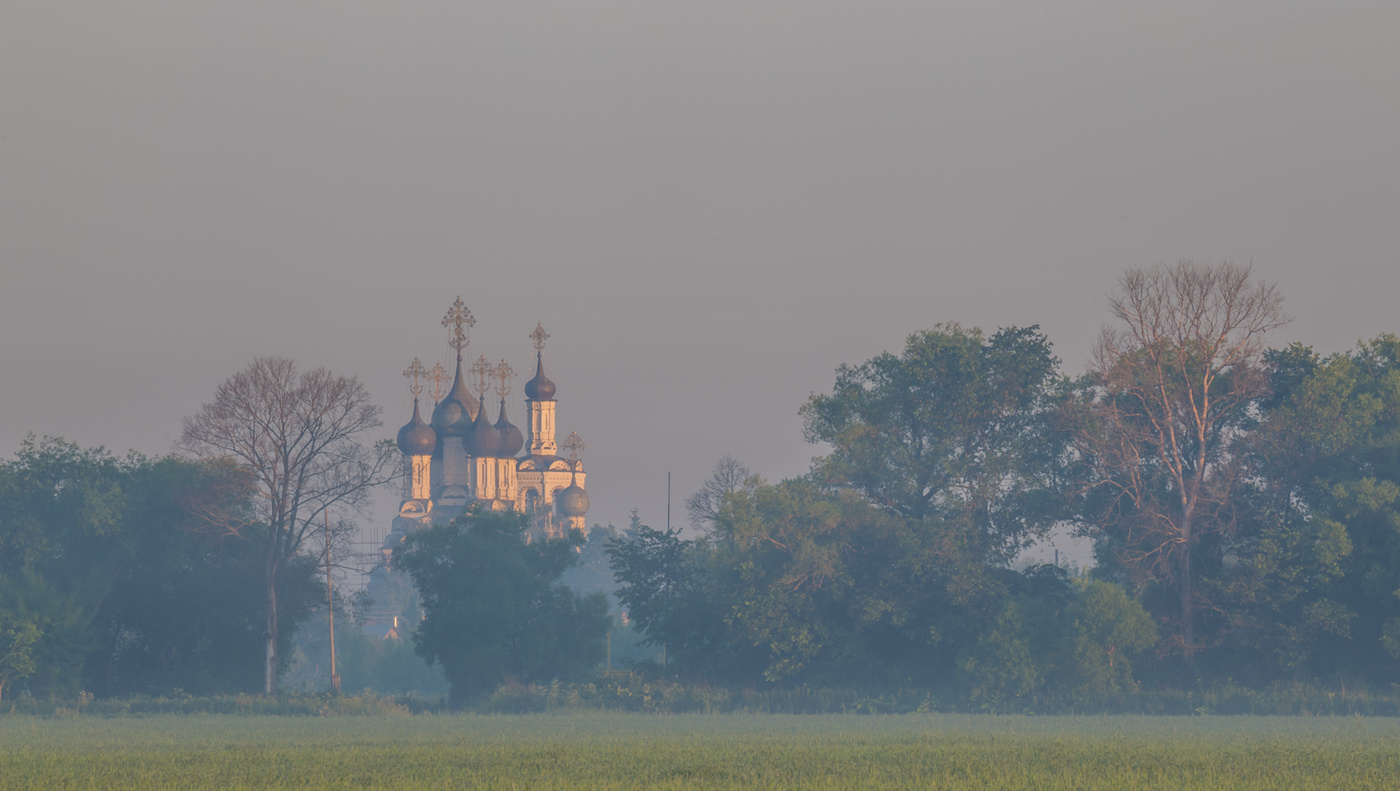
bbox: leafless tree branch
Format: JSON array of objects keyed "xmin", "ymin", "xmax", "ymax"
[
  {"xmin": 177, "ymin": 357, "xmax": 399, "ymax": 693},
  {"xmin": 1071, "ymin": 260, "xmax": 1287, "ymax": 665}
]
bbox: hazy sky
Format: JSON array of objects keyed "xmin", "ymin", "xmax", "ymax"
[{"xmin": 3, "ymin": 3, "xmax": 1398, "ymax": 559}]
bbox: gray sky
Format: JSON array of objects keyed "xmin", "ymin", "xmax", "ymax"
[{"xmin": 3, "ymin": 2, "xmax": 1398, "ymax": 558}]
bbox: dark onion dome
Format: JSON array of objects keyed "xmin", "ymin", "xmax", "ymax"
[
  {"xmin": 494, "ymin": 399, "xmax": 525, "ymax": 457},
  {"xmin": 431, "ymin": 360, "xmax": 479, "ymax": 437},
  {"xmin": 446, "ymin": 362, "xmax": 480, "ymax": 420},
  {"xmin": 463, "ymin": 393, "xmax": 502, "ymax": 457},
  {"xmin": 523, "ymin": 351, "xmax": 556, "ymax": 401},
  {"xmin": 429, "ymin": 395, "xmax": 465, "ymax": 438},
  {"xmin": 396, "ymin": 400, "xmax": 437, "ymax": 456},
  {"xmin": 557, "ymin": 471, "xmax": 589, "ymax": 517}
]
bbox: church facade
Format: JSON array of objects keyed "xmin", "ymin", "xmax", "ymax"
[{"xmin": 381, "ymin": 298, "xmax": 590, "ymax": 561}]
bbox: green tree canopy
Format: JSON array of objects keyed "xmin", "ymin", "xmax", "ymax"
[
  {"xmin": 1216, "ymin": 335, "xmax": 1400, "ymax": 684},
  {"xmin": 801, "ymin": 324, "xmax": 1065, "ymax": 563},
  {"xmin": 395, "ymin": 506, "xmax": 609, "ymax": 707},
  {"xmin": 0, "ymin": 608, "xmax": 41, "ymax": 707},
  {"xmin": 0, "ymin": 437, "xmax": 321, "ymax": 699}
]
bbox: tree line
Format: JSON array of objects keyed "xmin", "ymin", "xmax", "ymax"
[
  {"xmin": 4, "ymin": 260, "xmax": 1398, "ymax": 710},
  {"xmin": 0, "ymin": 441, "xmax": 324, "ymax": 704},
  {"xmin": 0, "ymin": 358, "xmax": 393, "ymax": 704},
  {"xmin": 601, "ymin": 261, "xmax": 1400, "ymax": 706}
]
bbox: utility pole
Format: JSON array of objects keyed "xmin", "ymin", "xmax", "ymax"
[
  {"xmin": 664, "ymin": 472, "xmax": 671, "ymax": 669},
  {"xmin": 325, "ymin": 511, "xmax": 340, "ymax": 695}
]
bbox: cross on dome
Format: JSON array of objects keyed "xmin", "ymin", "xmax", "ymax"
[
  {"xmin": 494, "ymin": 360, "xmax": 515, "ymax": 399},
  {"xmin": 441, "ymin": 297, "xmax": 475, "ymax": 359},
  {"xmin": 530, "ymin": 322, "xmax": 550, "ymax": 352},
  {"xmin": 469, "ymin": 354, "xmax": 494, "ymax": 398},
  {"xmin": 428, "ymin": 362, "xmax": 448, "ymax": 403},
  {"xmin": 403, "ymin": 358, "xmax": 426, "ymax": 399},
  {"xmin": 562, "ymin": 431, "xmax": 585, "ymax": 464}
]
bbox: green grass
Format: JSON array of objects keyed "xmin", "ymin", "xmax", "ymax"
[{"xmin": 1, "ymin": 713, "xmax": 1397, "ymax": 789}]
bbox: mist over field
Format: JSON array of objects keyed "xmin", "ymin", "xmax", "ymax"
[{"xmin": 4, "ymin": 8, "xmax": 1400, "ymax": 788}]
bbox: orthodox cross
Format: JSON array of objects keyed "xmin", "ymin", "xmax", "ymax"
[
  {"xmin": 469, "ymin": 354, "xmax": 494, "ymax": 399},
  {"xmin": 530, "ymin": 322, "xmax": 550, "ymax": 352},
  {"xmin": 561, "ymin": 431, "xmax": 585, "ymax": 466},
  {"xmin": 428, "ymin": 362, "xmax": 448, "ymax": 403},
  {"xmin": 494, "ymin": 360, "xmax": 515, "ymax": 400},
  {"xmin": 403, "ymin": 357, "xmax": 426, "ymax": 400},
  {"xmin": 441, "ymin": 297, "xmax": 475, "ymax": 361}
]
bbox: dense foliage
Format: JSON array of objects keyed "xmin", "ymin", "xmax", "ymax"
[
  {"xmin": 0, "ymin": 438, "xmax": 321, "ymax": 701},
  {"xmin": 393, "ymin": 507, "xmax": 609, "ymax": 707},
  {"xmin": 607, "ymin": 310, "xmax": 1400, "ymax": 705},
  {"xmin": 606, "ymin": 325, "xmax": 1154, "ymax": 705}
]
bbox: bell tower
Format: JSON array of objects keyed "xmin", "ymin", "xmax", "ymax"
[{"xmin": 524, "ymin": 322, "xmax": 558, "ymax": 455}]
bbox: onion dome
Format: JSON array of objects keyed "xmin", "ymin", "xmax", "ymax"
[
  {"xmin": 463, "ymin": 393, "xmax": 502, "ymax": 457},
  {"xmin": 524, "ymin": 351, "xmax": 556, "ymax": 401},
  {"xmin": 429, "ymin": 393, "xmax": 466, "ymax": 438},
  {"xmin": 557, "ymin": 469, "xmax": 589, "ymax": 518},
  {"xmin": 494, "ymin": 399, "xmax": 525, "ymax": 457},
  {"xmin": 396, "ymin": 400, "xmax": 437, "ymax": 456},
  {"xmin": 431, "ymin": 360, "xmax": 479, "ymax": 437}
]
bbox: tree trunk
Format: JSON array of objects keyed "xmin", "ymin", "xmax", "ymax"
[
  {"xmin": 265, "ymin": 560, "xmax": 279, "ymax": 694},
  {"xmin": 1179, "ymin": 518, "xmax": 1194, "ymax": 672},
  {"xmin": 0, "ymin": 678, "xmax": 7, "ymax": 708}
]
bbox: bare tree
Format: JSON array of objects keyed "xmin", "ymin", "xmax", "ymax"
[
  {"xmin": 686, "ymin": 455, "xmax": 755, "ymax": 531},
  {"xmin": 1071, "ymin": 261, "xmax": 1287, "ymax": 666},
  {"xmin": 178, "ymin": 357, "xmax": 397, "ymax": 693}
]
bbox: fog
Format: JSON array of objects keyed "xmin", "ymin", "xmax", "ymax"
[{"xmin": 3, "ymin": 2, "xmax": 1398, "ymax": 551}]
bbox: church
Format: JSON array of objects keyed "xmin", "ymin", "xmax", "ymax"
[
  {"xmin": 361, "ymin": 298, "xmax": 592, "ymax": 636},
  {"xmin": 376, "ymin": 297, "xmax": 590, "ymax": 570}
]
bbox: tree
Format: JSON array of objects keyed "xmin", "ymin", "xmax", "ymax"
[
  {"xmin": 685, "ymin": 455, "xmax": 755, "ymax": 532},
  {"xmin": 0, "ymin": 613, "xmax": 40, "ymax": 707},
  {"xmin": 178, "ymin": 357, "xmax": 397, "ymax": 693},
  {"xmin": 1218, "ymin": 336, "xmax": 1400, "ymax": 683},
  {"xmin": 606, "ymin": 518, "xmax": 743, "ymax": 677},
  {"xmin": 956, "ymin": 571, "xmax": 1155, "ymax": 709},
  {"xmin": 0, "ymin": 437, "xmax": 325, "ymax": 698},
  {"xmin": 0, "ymin": 437, "xmax": 147, "ymax": 698},
  {"xmin": 716, "ymin": 478, "xmax": 918, "ymax": 684},
  {"xmin": 1070, "ymin": 261, "xmax": 1288, "ymax": 667},
  {"xmin": 1061, "ymin": 581, "xmax": 1157, "ymax": 702},
  {"xmin": 395, "ymin": 507, "xmax": 609, "ymax": 707},
  {"xmin": 91, "ymin": 522, "xmax": 322, "ymax": 697},
  {"xmin": 802, "ymin": 324, "xmax": 1065, "ymax": 564}
]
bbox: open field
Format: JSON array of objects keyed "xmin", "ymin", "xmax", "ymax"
[{"xmin": 1, "ymin": 713, "xmax": 1397, "ymax": 790}]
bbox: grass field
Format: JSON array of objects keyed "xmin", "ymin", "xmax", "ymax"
[{"xmin": 1, "ymin": 713, "xmax": 1397, "ymax": 789}]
